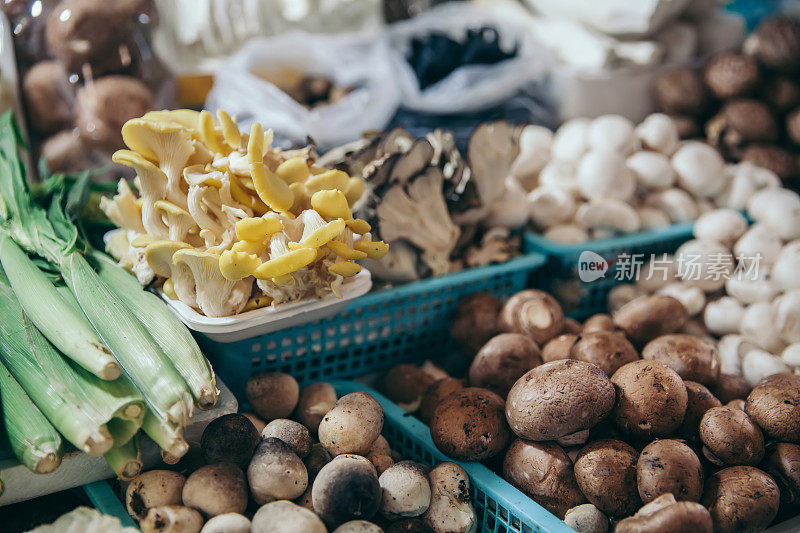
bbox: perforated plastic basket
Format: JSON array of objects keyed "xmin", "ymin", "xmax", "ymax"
[
  {"xmin": 524, "ymin": 223, "xmax": 694, "ymax": 319},
  {"xmin": 199, "ymin": 252, "xmax": 546, "ymax": 400}
]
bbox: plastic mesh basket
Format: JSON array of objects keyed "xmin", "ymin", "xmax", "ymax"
[
  {"xmin": 199, "ymin": 253, "xmax": 546, "ymax": 400},
  {"xmin": 524, "ymin": 224, "xmax": 694, "ymax": 319}
]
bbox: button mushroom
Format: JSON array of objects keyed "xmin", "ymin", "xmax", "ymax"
[
  {"xmin": 615, "ymin": 494, "xmax": 712, "ymax": 533},
  {"xmin": 251, "ymin": 500, "xmax": 327, "ymax": 533},
  {"xmin": 423, "ymin": 462, "xmax": 477, "ymax": 533},
  {"xmin": 245, "ymin": 372, "xmax": 300, "ymax": 422},
  {"xmin": 762, "ymin": 442, "xmax": 800, "ymax": 507},
  {"xmin": 312, "ymin": 454, "xmax": 381, "ymax": 527},
  {"xmin": 140, "ymin": 505, "xmax": 203, "ymax": 533},
  {"xmin": 379, "ymin": 461, "xmax": 431, "ymax": 519},
  {"xmin": 296, "ymin": 382, "xmax": 338, "ymax": 434},
  {"xmin": 419, "ymin": 378, "xmax": 463, "ymax": 426},
  {"xmin": 563, "ymin": 504, "xmax": 608, "ymax": 533},
  {"xmin": 262, "ymin": 419, "xmax": 312, "ymax": 458},
  {"xmin": 200, "ymin": 413, "xmax": 260, "ymax": 469},
  {"xmin": 679, "ymin": 381, "xmax": 722, "ymax": 437},
  {"xmin": 641, "ymin": 334, "xmax": 720, "ymax": 385},
  {"xmin": 671, "ymin": 142, "xmax": 727, "ymax": 198},
  {"xmin": 182, "ymin": 463, "xmax": 248, "ymax": 517},
  {"xmin": 333, "ymin": 521, "xmax": 384, "ymax": 533},
  {"xmin": 577, "ymin": 150, "xmax": 636, "ymax": 202},
  {"xmin": 699, "ymin": 406, "xmax": 764, "ymax": 466},
  {"xmin": 318, "ymin": 392, "xmax": 384, "ymax": 456},
  {"xmin": 613, "ymin": 295, "xmax": 689, "ymax": 345},
  {"xmin": 703, "ymin": 297, "xmax": 745, "ymax": 336},
  {"xmin": 247, "ymin": 437, "xmax": 308, "ymax": 505},
  {"xmin": 449, "ymin": 293, "xmax": 502, "ymax": 355},
  {"xmin": 626, "ymin": 151, "xmax": 676, "ymax": 190},
  {"xmin": 701, "ymin": 466, "xmax": 780, "ymax": 533},
  {"xmin": 635, "ymin": 113, "xmax": 680, "ymax": 155},
  {"xmin": 126, "ymin": 470, "xmax": 187, "ymax": 521},
  {"xmin": 570, "ymin": 331, "xmax": 639, "ymax": 376},
  {"xmin": 378, "ymin": 365, "xmax": 436, "ymax": 413},
  {"xmin": 498, "ymin": 290, "xmax": 564, "ymax": 345},
  {"xmin": 574, "ymin": 439, "xmax": 641, "ymax": 517},
  {"xmin": 637, "ymin": 439, "xmax": 703, "ymax": 504},
  {"xmin": 745, "ymin": 373, "xmax": 800, "ymax": 442},
  {"xmin": 541, "ymin": 334, "xmax": 579, "ymax": 363},
  {"xmin": 468, "ymin": 333, "xmax": 541, "ymax": 396},
  {"xmin": 200, "ymin": 513, "xmax": 250, "ymax": 533}
]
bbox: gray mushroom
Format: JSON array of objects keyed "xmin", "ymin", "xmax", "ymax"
[
  {"xmin": 379, "ymin": 461, "xmax": 431, "ymax": 519},
  {"xmin": 182, "ymin": 463, "xmax": 248, "ymax": 517},
  {"xmin": 318, "ymin": 392, "xmax": 384, "ymax": 456},
  {"xmin": 247, "ymin": 438, "xmax": 308, "ymax": 505},
  {"xmin": 261, "ymin": 419, "xmax": 311, "ymax": 458},
  {"xmin": 251, "ymin": 500, "xmax": 327, "ymax": 533},
  {"xmin": 312, "ymin": 454, "xmax": 381, "ymax": 527}
]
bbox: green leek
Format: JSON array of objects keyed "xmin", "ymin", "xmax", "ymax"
[
  {"xmin": 104, "ymin": 434, "xmax": 142, "ymax": 481},
  {"xmin": 141, "ymin": 409, "xmax": 188, "ymax": 460},
  {"xmin": 0, "ymin": 358, "xmax": 62, "ymax": 473}
]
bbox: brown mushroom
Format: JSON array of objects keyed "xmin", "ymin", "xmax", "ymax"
[
  {"xmin": 505, "ymin": 360, "xmax": 615, "ymax": 441},
  {"xmin": 613, "ymin": 295, "xmax": 688, "ymax": 345},
  {"xmin": 450, "ymin": 293, "xmax": 502, "ymax": 354},
  {"xmin": 678, "ymin": 381, "xmax": 722, "ymax": 437},
  {"xmin": 378, "ymin": 365, "xmax": 436, "ymax": 412},
  {"xmin": 75, "ymin": 76, "xmax": 155, "ymax": 149},
  {"xmin": 745, "ymin": 373, "xmax": 800, "ymax": 442},
  {"xmin": 468, "ymin": 333, "xmax": 542, "ymax": 396},
  {"xmin": 641, "ymin": 334, "xmax": 720, "ymax": 385},
  {"xmin": 610, "ymin": 360, "xmax": 688, "ymax": 439},
  {"xmin": 637, "ymin": 439, "xmax": 703, "ymax": 503},
  {"xmin": 419, "ymin": 378, "xmax": 463, "ymax": 425},
  {"xmin": 574, "ymin": 439, "xmax": 641, "ymax": 517},
  {"xmin": 704, "ymin": 53, "xmax": 760, "ymax": 100},
  {"xmin": 429, "ymin": 387, "xmax": 510, "ymax": 460},
  {"xmin": 653, "ymin": 69, "xmax": 708, "ymax": 116},
  {"xmin": 762, "ymin": 442, "xmax": 800, "ymax": 507},
  {"xmin": 246, "ymin": 372, "xmax": 300, "ymax": 422},
  {"xmin": 498, "ymin": 290, "xmax": 564, "ymax": 345},
  {"xmin": 296, "ymin": 382, "xmax": 337, "ymax": 434},
  {"xmin": 712, "ymin": 373, "xmax": 752, "ymax": 404},
  {"xmin": 502, "ymin": 439, "xmax": 586, "ymax": 518},
  {"xmin": 541, "ymin": 334, "xmax": 579, "ymax": 363},
  {"xmin": 699, "ymin": 406, "xmax": 764, "ymax": 465},
  {"xmin": 562, "ymin": 317, "xmax": 582, "ymax": 334},
  {"xmin": 701, "ymin": 466, "xmax": 780, "ymax": 533},
  {"xmin": 616, "ymin": 494, "xmax": 712, "ymax": 533},
  {"xmin": 22, "ymin": 61, "xmax": 73, "ymax": 134},
  {"xmin": 570, "ymin": 331, "xmax": 639, "ymax": 376},
  {"xmin": 582, "ymin": 314, "xmax": 616, "ymax": 334}
]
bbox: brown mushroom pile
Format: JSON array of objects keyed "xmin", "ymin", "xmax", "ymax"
[
  {"xmin": 121, "ymin": 372, "xmax": 479, "ymax": 533},
  {"xmin": 376, "ymin": 288, "xmax": 800, "ymax": 532},
  {"xmin": 653, "ymin": 15, "xmax": 800, "ymax": 184},
  {"xmin": 317, "ymin": 122, "xmax": 526, "ymax": 282}
]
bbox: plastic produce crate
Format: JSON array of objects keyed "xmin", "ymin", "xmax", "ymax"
[
  {"xmin": 199, "ymin": 252, "xmax": 546, "ymax": 400},
  {"xmin": 85, "ymin": 380, "xmax": 571, "ymax": 533},
  {"xmin": 524, "ymin": 223, "xmax": 694, "ymax": 319}
]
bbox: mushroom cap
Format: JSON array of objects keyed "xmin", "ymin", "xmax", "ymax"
[
  {"xmin": 613, "ymin": 295, "xmax": 689, "ymax": 345},
  {"xmin": 569, "ymin": 331, "xmax": 639, "ymax": 376},
  {"xmin": 261, "ymin": 419, "xmax": 312, "ymax": 459},
  {"xmin": 615, "ymin": 496, "xmax": 712, "ymax": 533},
  {"xmin": 610, "ymin": 360, "xmax": 688, "ymax": 439},
  {"xmin": 251, "ymin": 500, "xmax": 327, "ymax": 533},
  {"xmin": 378, "ymin": 461, "xmax": 431, "ymax": 519},
  {"xmin": 378, "ymin": 365, "xmax": 436, "ymax": 410},
  {"xmin": 312, "ymin": 454, "xmax": 381, "ymax": 527},
  {"xmin": 318, "ymin": 392, "xmax": 384, "ymax": 456},
  {"xmin": 502, "ymin": 439, "xmax": 585, "ymax": 518},
  {"xmin": 430, "ymin": 387, "xmax": 510, "ymax": 461},
  {"xmin": 305, "ymin": 443, "xmax": 333, "ymax": 482},
  {"xmin": 763, "ymin": 442, "xmax": 800, "ymax": 506},
  {"xmin": 76, "ymin": 77, "xmax": 155, "ymax": 149},
  {"xmin": 498, "ymin": 290, "xmax": 564, "ymax": 345},
  {"xmin": 144, "ymin": 240, "xmax": 192, "ymax": 278},
  {"xmin": 182, "ymin": 463, "xmax": 248, "ymax": 517},
  {"xmin": 419, "ymin": 378, "xmax": 463, "ymax": 426},
  {"xmin": 637, "ymin": 439, "xmax": 703, "ymax": 504},
  {"xmin": 332, "ymin": 521, "xmax": 384, "ymax": 533},
  {"xmin": 712, "ymin": 373, "xmax": 752, "ymax": 404},
  {"xmin": 200, "ymin": 413, "xmax": 260, "ymax": 469},
  {"xmin": 297, "ymin": 382, "xmax": 338, "ymax": 434},
  {"xmin": 125, "ymin": 470, "xmax": 186, "ymax": 520},
  {"xmin": 581, "ymin": 314, "xmax": 617, "ymax": 334},
  {"xmin": 701, "ymin": 466, "xmax": 780, "ymax": 533},
  {"xmin": 671, "ymin": 141, "xmax": 726, "ymax": 198},
  {"xmin": 700, "ymin": 406, "xmax": 764, "ymax": 466},
  {"xmin": 679, "ymin": 381, "xmax": 722, "ymax": 437},
  {"xmin": 563, "ymin": 504, "xmax": 608, "ymax": 533},
  {"xmin": 468, "ymin": 333, "xmax": 542, "ymax": 396},
  {"xmin": 200, "ymin": 513, "xmax": 251, "ymax": 533},
  {"xmin": 22, "ymin": 60, "xmax": 73, "ymax": 134},
  {"xmin": 450, "ymin": 293, "xmax": 502, "ymax": 354},
  {"xmin": 574, "ymin": 439, "xmax": 641, "ymax": 517},
  {"xmin": 247, "ymin": 438, "xmax": 308, "ymax": 505},
  {"xmin": 641, "ymin": 334, "xmax": 720, "ymax": 385},
  {"xmin": 505, "ymin": 360, "xmax": 615, "ymax": 441},
  {"xmin": 423, "ymin": 462, "xmax": 476, "ymax": 533},
  {"xmin": 745, "ymin": 373, "xmax": 800, "ymax": 442},
  {"xmin": 541, "ymin": 334, "xmax": 579, "ymax": 363},
  {"xmin": 245, "ymin": 372, "xmax": 300, "ymax": 422},
  {"xmin": 140, "ymin": 505, "xmax": 204, "ymax": 533}
]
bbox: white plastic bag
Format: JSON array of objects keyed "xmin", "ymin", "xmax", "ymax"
[
  {"xmin": 387, "ymin": 3, "xmax": 551, "ymax": 114},
  {"xmin": 206, "ymin": 31, "xmax": 400, "ymax": 150}
]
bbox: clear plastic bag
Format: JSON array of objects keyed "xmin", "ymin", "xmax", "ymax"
[
  {"xmin": 387, "ymin": 3, "xmax": 552, "ymax": 114},
  {"xmin": 205, "ymin": 31, "xmax": 401, "ymax": 150}
]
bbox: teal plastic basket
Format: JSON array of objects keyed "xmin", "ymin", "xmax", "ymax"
[
  {"xmin": 198, "ymin": 253, "xmax": 546, "ymax": 400},
  {"xmin": 85, "ymin": 379, "xmax": 571, "ymax": 533},
  {"xmin": 524, "ymin": 223, "xmax": 694, "ymax": 319}
]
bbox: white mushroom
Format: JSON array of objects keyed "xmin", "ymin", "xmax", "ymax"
[
  {"xmin": 671, "ymin": 142, "xmax": 727, "ymax": 198},
  {"xmin": 543, "ymin": 224, "xmax": 589, "ymax": 244},
  {"xmin": 510, "ymin": 125, "xmax": 552, "ymax": 190},
  {"xmin": 657, "ymin": 283, "xmax": 706, "ymax": 316},
  {"xmin": 201, "ymin": 513, "xmax": 251, "ymax": 533},
  {"xmin": 485, "ymin": 177, "xmax": 531, "ymax": 228},
  {"xmin": 551, "ymin": 118, "xmax": 591, "ymax": 161},
  {"xmin": 645, "ymin": 189, "xmax": 699, "ymax": 223},
  {"xmin": 781, "ymin": 343, "xmax": 800, "ymax": 367},
  {"xmin": 576, "ymin": 150, "xmax": 636, "ymax": 202},
  {"xmin": 773, "ymin": 290, "xmax": 800, "ymax": 344},
  {"xmin": 637, "ymin": 207, "xmax": 671, "ymax": 231},
  {"xmin": 527, "ymin": 187, "xmax": 576, "ymax": 228},
  {"xmin": 747, "ymin": 187, "xmax": 800, "ymax": 240},
  {"xmin": 587, "ymin": 115, "xmax": 636, "ymax": 155},
  {"xmin": 379, "ymin": 461, "xmax": 431, "ymax": 519},
  {"xmin": 733, "ymin": 223, "xmax": 782, "ymax": 267},
  {"xmin": 674, "ymin": 239, "xmax": 733, "ymax": 292},
  {"xmin": 716, "ymin": 165, "xmax": 758, "ymax": 210},
  {"xmin": 740, "ymin": 302, "xmax": 787, "ymax": 353},
  {"xmin": 704, "ymin": 297, "xmax": 745, "ymax": 336},
  {"xmin": 423, "ymin": 463, "xmax": 477, "ymax": 533},
  {"xmin": 635, "ymin": 113, "xmax": 679, "ymax": 155},
  {"xmin": 717, "ymin": 335, "xmax": 755, "ymax": 376},
  {"xmin": 538, "ymin": 160, "xmax": 579, "ymax": 192},
  {"xmin": 772, "ymin": 241, "xmax": 800, "ymax": 291},
  {"xmin": 575, "ymin": 200, "xmax": 640, "ymax": 233},
  {"xmin": 626, "ymin": 151, "xmax": 675, "ymax": 189},
  {"xmin": 725, "ymin": 274, "xmax": 779, "ymax": 305},
  {"xmin": 742, "ymin": 349, "xmax": 792, "ymax": 387},
  {"xmin": 692, "ymin": 209, "xmax": 748, "ymax": 248},
  {"xmin": 564, "ymin": 503, "xmax": 609, "ymax": 533}
]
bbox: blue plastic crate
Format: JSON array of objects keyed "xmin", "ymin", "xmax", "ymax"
[
  {"xmin": 199, "ymin": 253, "xmax": 546, "ymax": 400},
  {"xmin": 524, "ymin": 223, "xmax": 694, "ymax": 319}
]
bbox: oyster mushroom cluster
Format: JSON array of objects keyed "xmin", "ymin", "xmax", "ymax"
[
  {"xmin": 319, "ymin": 122, "xmax": 526, "ymax": 282},
  {"xmin": 102, "ymin": 109, "xmax": 388, "ymax": 317},
  {"xmin": 653, "ymin": 15, "xmax": 800, "ymax": 183},
  {"xmin": 378, "ymin": 288, "xmax": 800, "ymax": 533},
  {"xmin": 610, "ymin": 186, "xmax": 800, "ymax": 388}
]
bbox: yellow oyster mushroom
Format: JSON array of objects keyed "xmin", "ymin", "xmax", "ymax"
[
  {"xmin": 198, "ymin": 110, "xmax": 225, "ymax": 154},
  {"xmin": 327, "ymin": 240, "xmax": 367, "ymax": 261},
  {"xmin": 344, "ymin": 176, "xmax": 366, "ymax": 206},
  {"xmin": 345, "ymin": 218, "xmax": 372, "ymax": 235},
  {"xmin": 305, "ymin": 169, "xmax": 350, "ymax": 195},
  {"xmin": 173, "ymin": 249, "xmax": 252, "ymax": 317},
  {"xmin": 112, "ymin": 149, "xmax": 169, "ymax": 240},
  {"xmin": 250, "ymin": 162, "xmax": 294, "ymax": 213},
  {"xmin": 310, "ymin": 190, "xmax": 352, "ymax": 220},
  {"xmin": 247, "ymin": 122, "xmax": 265, "ymax": 164},
  {"xmin": 216, "ymin": 110, "xmax": 242, "ymax": 149},
  {"xmin": 354, "ymin": 240, "xmax": 390, "ymax": 260},
  {"xmin": 219, "ymin": 249, "xmax": 262, "ymax": 281},
  {"xmin": 243, "ymin": 296, "xmax": 272, "ymax": 312},
  {"xmin": 130, "ymin": 234, "xmax": 157, "ymax": 248},
  {"xmin": 163, "ymin": 278, "xmax": 177, "ymax": 300},
  {"xmin": 235, "ymin": 216, "xmax": 283, "ymax": 242},
  {"xmin": 144, "ymin": 240, "xmax": 197, "ymax": 307},
  {"xmin": 275, "ymin": 157, "xmax": 310, "ymax": 184},
  {"xmin": 143, "ymin": 109, "xmax": 201, "ymax": 130},
  {"xmin": 232, "ymin": 240, "xmax": 267, "ymax": 255},
  {"xmin": 329, "ymin": 262, "xmax": 362, "ymax": 277},
  {"xmin": 154, "ymin": 200, "xmax": 197, "ymax": 242},
  {"xmin": 272, "ymin": 274, "xmax": 293, "ymax": 286},
  {"xmin": 288, "ymin": 217, "xmax": 346, "ymax": 250},
  {"xmin": 253, "ymin": 248, "xmax": 316, "ymax": 279}
]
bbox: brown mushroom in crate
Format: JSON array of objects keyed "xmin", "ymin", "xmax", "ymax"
[
  {"xmin": 541, "ymin": 334, "xmax": 579, "ymax": 363},
  {"xmin": 241, "ymin": 412, "xmax": 266, "ymax": 434},
  {"xmin": 613, "ymin": 295, "xmax": 688, "ymax": 345},
  {"xmin": 22, "ymin": 60, "xmax": 73, "ymax": 134},
  {"xmin": 582, "ymin": 314, "xmax": 616, "ymax": 334},
  {"xmin": 570, "ymin": 331, "xmax": 639, "ymax": 376},
  {"xmin": 430, "ymin": 387, "xmax": 510, "ymax": 460},
  {"xmin": 611, "ymin": 360, "xmax": 688, "ymax": 439},
  {"xmin": 641, "ymin": 334, "xmax": 720, "ymax": 385},
  {"xmin": 140, "ymin": 505, "xmax": 203, "ymax": 533},
  {"xmin": 312, "ymin": 454, "xmax": 381, "ymax": 527},
  {"xmin": 637, "ymin": 439, "xmax": 703, "ymax": 503},
  {"xmin": 574, "ymin": 439, "xmax": 641, "ymax": 517},
  {"xmin": 615, "ymin": 494, "xmax": 712, "ymax": 533},
  {"xmin": 419, "ymin": 377, "xmax": 463, "ymax": 425},
  {"xmin": 262, "ymin": 419, "xmax": 312, "ymax": 458},
  {"xmin": 305, "ymin": 443, "xmax": 333, "ymax": 481},
  {"xmin": 200, "ymin": 413, "xmax": 260, "ymax": 470},
  {"xmin": 502, "ymin": 439, "xmax": 586, "ymax": 518},
  {"xmin": 378, "ymin": 365, "xmax": 436, "ymax": 412},
  {"xmin": 385, "ymin": 518, "xmax": 434, "ymax": 532},
  {"xmin": 679, "ymin": 381, "xmax": 722, "ymax": 437},
  {"xmin": 741, "ymin": 144, "xmax": 798, "ymax": 181},
  {"xmin": 318, "ymin": 392, "xmax": 384, "ymax": 456},
  {"xmin": 296, "ymin": 382, "xmax": 337, "ymax": 434},
  {"xmin": 704, "ymin": 53, "xmax": 760, "ymax": 100},
  {"xmin": 182, "ymin": 463, "xmax": 248, "ymax": 517},
  {"xmin": 701, "ymin": 466, "xmax": 780, "ymax": 533},
  {"xmin": 468, "ymin": 333, "xmax": 541, "ymax": 396},
  {"xmin": 125, "ymin": 470, "xmax": 186, "ymax": 521},
  {"xmin": 498, "ymin": 290, "xmax": 564, "ymax": 345},
  {"xmin": 562, "ymin": 317, "xmax": 582, "ymax": 334},
  {"xmin": 247, "ymin": 437, "xmax": 308, "ymax": 505},
  {"xmin": 745, "ymin": 373, "xmax": 800, "ymax": 442},
  {"xmin": 506, "ymin": 360, "xmax": 615, "ymax": 442},
  {"xmin": 75, "ymin": 76, "xmax": 155, "ymax": 149},
  {"xmin": 653, "ymin": 69, "xmax": 708, "ymax": 116},
  {"xmin": 450, "ymin": 293, "xmax": 502, "ymax": 354},
  {"xmin": 747, "ymin": 15, "xmax": 800, "ymax": 73},
  {"xmin": 246, "ymin": 372, "xmax": 300, "ymax": 422},
  {"xmin": 762, "ymin": 442, "xmax": 800, "ymax": 507},
  {"xmin": 699, "ymin": 406, "xmax": 764, "ymax": 466},
  {"xmin": 423, "ymin": 462, "xmax": 477, "ymax": 533},
  {"xmin": 712, "ymin": 373, "xmax": 752, "ymax": 404},
  {"xmin": 563, "ymin": 504, "xmax": 608, "ymax": 533}
]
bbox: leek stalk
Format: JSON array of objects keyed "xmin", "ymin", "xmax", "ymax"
[
  {"xmin": 141, "ymin": 409, "xmax": 188, "ymax": 460},
  {"xmin": 104, "ymin": 434, "xmax": 142, "ymax": 480},
  {"xmin": 0, "ymin": 358, "xmax": 62, "ymax": 473}
]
